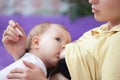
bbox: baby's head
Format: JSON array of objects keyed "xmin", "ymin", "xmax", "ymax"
[{"xmin": 27, "ymin": 22, "xmax": 71, "ymax": 68}]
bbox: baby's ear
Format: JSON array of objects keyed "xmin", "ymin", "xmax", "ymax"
[{"xmin": 31, "ymin": 36, "xmax": 40, "ymax": 49}]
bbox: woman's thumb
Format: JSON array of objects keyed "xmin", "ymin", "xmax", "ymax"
[{"xmin": 23, "ymin": 60, "xmax": 38, "ymax": 69}]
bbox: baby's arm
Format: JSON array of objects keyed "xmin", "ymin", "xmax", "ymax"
[
  {"xmin": 0, "ymin": 57, "xmax": 27, "ymax": 80},
  {"xmin": 2, "ymin": 20, "xmax": 26, "ymax": 60}
]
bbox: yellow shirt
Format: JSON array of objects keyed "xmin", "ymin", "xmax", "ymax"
[{"xmin": 65, "ymin": 23, "xmax": 120, "ymax": 80}]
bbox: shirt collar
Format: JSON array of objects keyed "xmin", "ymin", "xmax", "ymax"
[
  {"xmin": 91, "ymin": 23, "xmax": 120, "ymax": 36},
  {"xmin": 101, "ymin": 23, "xmax": 120, "ymax": 32}
]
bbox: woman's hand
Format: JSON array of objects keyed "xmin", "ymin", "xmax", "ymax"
[
  {"xmin": 2, "ymin": 20, "xmax": 26, "ymax": 60},
  {"xmin": 7, "ymin": 61, "xmax": 48, "ymax": 80}
]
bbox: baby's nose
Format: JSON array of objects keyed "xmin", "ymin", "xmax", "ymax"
[{"xmin": 61, "ymin": 45, "xmax": 65, "ymax": 51}]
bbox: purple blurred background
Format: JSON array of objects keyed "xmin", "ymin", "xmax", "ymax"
[{"xmin": 0, "ymin": 15, "xmax": 104, "ymax": 70}]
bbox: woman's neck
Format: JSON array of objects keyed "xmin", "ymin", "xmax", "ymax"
[{"xmin": 107, "ymin": 20, "xmax": 120, "ymax": 30}]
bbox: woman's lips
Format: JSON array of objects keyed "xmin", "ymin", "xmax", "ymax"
[{"xmin": 92, "ymin": 8, "xmax": 99, "ymax": 13}]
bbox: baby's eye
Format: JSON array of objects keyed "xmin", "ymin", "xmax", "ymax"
[{"xmin": 55, "ymin": 37, "xmax": 61, "ymax": 42}]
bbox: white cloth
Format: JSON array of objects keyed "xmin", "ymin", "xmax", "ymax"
[{"xmin": 0, "ymin": 53, "xmax": 47, "ymax": 80}]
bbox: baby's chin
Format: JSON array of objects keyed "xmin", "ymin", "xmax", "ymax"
[{"xmin": 49, "ymin": 60, "xmax": 59, "ymax": 68}]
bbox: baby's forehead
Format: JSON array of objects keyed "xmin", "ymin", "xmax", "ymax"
[
  {"xmin": 47, "ymin": 27, "xmax": 68, "ymax": 35},
  {"xmin": 49, "ymin": 24, "xmax": 67, "ymax": 31},
  {"xmin": 35, "ymin": 23, "xmax": 69, "ymax": 37}
]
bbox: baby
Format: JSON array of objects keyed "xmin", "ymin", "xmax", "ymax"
[{"xmin": 0, "ymin": 21, "xmax": 71, "ymax": 80}]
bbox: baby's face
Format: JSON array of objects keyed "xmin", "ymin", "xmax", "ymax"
[{"xmin": 37, "ymin": 24, "xmax": 71, "ymax": 68}]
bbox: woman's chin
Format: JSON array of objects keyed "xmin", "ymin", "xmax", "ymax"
[{"xmin": 94, "ymin": 15, "xmax": 107, "ymax": 22}]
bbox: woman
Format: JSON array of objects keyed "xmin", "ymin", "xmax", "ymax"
[{"xmin": 2, "ymin": 0, "xmax": 120, "ymax": 80}]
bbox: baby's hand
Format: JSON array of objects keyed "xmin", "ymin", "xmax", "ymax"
[
  {"xmin": 2, "ymin": 20, "xmax": 26, "ymax": 60},
  {"xmin": 9, "ymin": 20, "xmax": 16, "ymax": 26},
  {"xmin": 9, "ymin": 20, "xmax": 23, "ymax": 36}
]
